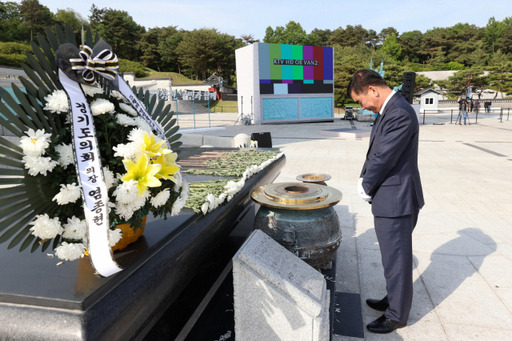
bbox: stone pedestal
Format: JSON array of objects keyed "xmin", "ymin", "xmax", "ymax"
[{"xmin": 233, "ymin": 230, "xmax": 330, "ymax": 341}]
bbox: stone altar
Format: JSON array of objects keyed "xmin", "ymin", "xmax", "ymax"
[{"xmin": 0, "ymin": 148, "xmax": 285, "ymax": 340}]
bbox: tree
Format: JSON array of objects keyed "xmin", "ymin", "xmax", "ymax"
[
  {"xmin": 399, "ymin": 30, "xmax": 424, "ymax": 63},
  {"xmin": 54, "ymin": 8, "xmax": 87, "ymax": 30},
  {"xmin": 139, "ymin": 28, "xmax": 162, "ymax": 70},
  {"xmin": 310, "ymin": 28, "xmax": 332, "ymax": 46},
  {"xmin": 413, "ymin": 74, "xmax": 432, "ymax": 93},
  {"xmin": 444, "ymin": 68, "xmax": 486, "ymax": 97},
  {"xmin": 89, "ymin": 6, "xmax": 145, "ymax": 61},
  {"xmin": 380, "ymin": 33, "xmax": 402, "ymax": 61},
  {"xmin": 19, "ymin": 0, "xmax": 53, "ymax": 41},
  {"xmin": 496, "ymin": 17, "xmax": 512, "ymax": 54},
  {"xmin": 263, "ymin": 21, "xmax": 320, "ymax": 45},
  {"xmin": 445, "ymin": 23, "xmax": 484, "ymax": 66},
  {"xmin": 378, "ymin": 27, "xmax": 399, "ymax": 45},
  {"xmin": 487, "ymin": 54, "xmax": 512, "ymax": 97},
  {"xmin": 89, "ymin": 4, "xmax": 104, "ymax": 27},
  {"xmin": 158, "ymin": 27, "xmax": 184, "ymax": 73},
  {"xmin": 214, "ymin": 32, "xmax": 245, "ymax": 82},
  {"xmin": 176, "ymin": 28, "xmax": 243, "ymax": 81},
  {"xmin": 54, "ymin": 8, "xmax": 88, "ymax": 44},
  {"xmin": 484, "ymin": 17, "xmax": 505, "ymax": 53},
  {"xmin": 333, "ymin": 44, "xmax": 373, "ymax": 106},
  {"xmin": 366, "ymin": 29, "xmax": 379, "ymax": 48},
  {"xmin": 420, "ymin": 28, "xmax": 449, "ymax": 68},
  {"xmin": 240, "ymin": 34, "xmax": 258, "ymax": 44},
  {"xmin": 329, "ymin": 25, "xmax": 369, "ymax": 47},
  {"xmin": 0, "ymin": 1, "xmax": 28, "ymax": 42}
]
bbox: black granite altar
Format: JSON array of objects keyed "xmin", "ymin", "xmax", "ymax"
[{"xmin": 0, "ymin": 148, "xmax": 285, "ymax": 340}]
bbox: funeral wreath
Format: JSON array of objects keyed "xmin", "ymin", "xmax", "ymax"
[{"xmin": 0, "ymin": 26, "xmax": 186, "ymax": 274}]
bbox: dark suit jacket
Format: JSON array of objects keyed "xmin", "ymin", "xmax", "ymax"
[{"xmin": 361, "ymin": 92, "xmax": 424, "ymax": 218}]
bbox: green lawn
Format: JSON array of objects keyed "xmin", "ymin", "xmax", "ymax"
[
  {"xmin": 142, "ymin": 70, "xmax": 201, "ymax": 84},
  {"xmin": 210, "ymin": 100, "xmax": 238, "ymax": 113}
]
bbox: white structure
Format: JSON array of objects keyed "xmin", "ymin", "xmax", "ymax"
[
  {"xmin": 235, "ymin": 43, "xmax": 334, "ymax": 125},
  {"xmin": 123, "ymin": 73, "xmax": 214, "ymax": 102},
  {"xmin": 233, "ymin": 230, "xmax": 330, "ymax": 341},
  {"xmin": 418, "ymin": 88, "xmax": 442, "ymax": 113}
]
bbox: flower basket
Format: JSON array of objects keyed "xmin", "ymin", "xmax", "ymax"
[
  {"xmin": 111, "ymin": 216, "xmax": 147, "ymax": 252},
  {"xmin": 0, "ymin": 25, "xmax": 187, "ymax": 276}
]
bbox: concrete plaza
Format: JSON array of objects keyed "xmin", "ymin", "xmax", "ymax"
[{"xmin": 180, "ymin": 112, "xmax": 512, "ymax": 340}]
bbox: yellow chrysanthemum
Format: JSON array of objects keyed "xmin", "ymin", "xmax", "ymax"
[
  {"xmin": 122, "ymin": 154, "xmax": 162, "ymax": 195},
  {"xmin": 153, "ymin": 153, "xmax": 180, "ymax": 182},
  {"xmin": 143, "ymin": 133, "xmax": 169, "ymax": 158}
]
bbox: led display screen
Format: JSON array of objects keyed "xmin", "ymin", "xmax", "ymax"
[{"xmin": 258, "ymin": 43, "xmax": 334, "ymax": 95}]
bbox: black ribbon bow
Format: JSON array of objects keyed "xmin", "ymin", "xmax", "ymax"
[{"xmin": 56, "ymin": 39, "xmax": 119, "ymax": 85}]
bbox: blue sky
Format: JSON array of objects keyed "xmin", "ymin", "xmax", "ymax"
[{"xmin": 31, "ymin": 0, "xmax": 512, "ymax": 40}]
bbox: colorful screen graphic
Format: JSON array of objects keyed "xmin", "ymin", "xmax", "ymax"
[{"xmin": 258, "ymin": 43, "xmax": 333, "ymax": 95}]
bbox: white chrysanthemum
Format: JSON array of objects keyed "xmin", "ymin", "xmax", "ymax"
[
  {"xmin": 22, "ymin": 155, "xmax": 58, "ymax": 176},
  {"xmin": 224, "ymin": 180, "xmax": 243, "ymax": 198},
  {"xmin": 55, "ymin": 143, "xmax": 74, "ymax": 168},
  {"xmin": 110, "ymin": 90, "xmax": 125, "ymax": 100},
  {"xmin": 55, "ymin": 242, "xmax": 85, "ymax": 261},
  {"xmin": 109, "ymin": 228, "xmax": 123, "ymax": 247},
  {"xmin": 114, "ymin": 193, "xmax": 148, "ymax": 221},
  {"xmin": 29, "ymin": 214, "xmax": 63, "ymax": 240},
  {"xmin": 173, "ymin": 172, "xmax": 183, "ymax": 191},
  {"xmin": 201, "ymin": 193, "xmax": 220, "ymax": 214},
  {"xmin": 113, "ymin": 142, "xmax": 143, "ymax": 162},
  {"xmin": 151, "ymin": 188, "xmax": 170, "ymax": 208},
  {"xmin": 103, "ymin": 167, "xmax": 116, "ymax": 189},
  {"xmin": 243, "ymin": 164, "xmax": 261, "ymax": 178},
  {"xmin": 128, "ymin": 127, "xmax": 149, "ymax": 144},
  {"xmin": 119, "ymin": 102, "xmax": 138, "ymax": 116},
  {"xmin": 217, "ymin": 192, "xmax": 227, "ymax": 204},
  {"xmin": 113, "ymin": 180, "xmax": 140, "ymax": 204},
  {"xmin": 116, "ymin": 113, "xmax": 137, "ymax": 127},
  {"xmin": 90, "ymin": 98, "xmax": 115, "ymax": 116},
  {"xmin": 171, "ymin": 180, "xmax": 189, "ymax": 216},
  {"xmin": 44, "ymin": 89, "xmax": 69, "ymax": 113},
  {"xmin": 81, "ymin": 83, "xmax": 104, "ymax": 97},
  {"xmin": 52, "ymin": 183, "xmax": 81, "ymax": 205},
  {"xmin": 62, "ymin": 216, "xmax": 86, "ymax": 240},
  {"xmin": 133, "ymin": 117, "xmax": 153, "ymax": 133},
  {"xmin": 114, "ymin": 203, "xmax": 135, "ymax": 221},
  {"xmin": 20, "ymin": 128, "xmax": 51, "ymax": 157},
  {"xmin": 201, "ymin": 202, "xmax": 209, "ymax": 215}
]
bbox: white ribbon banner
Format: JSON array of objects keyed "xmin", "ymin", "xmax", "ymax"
[
  {"xmin": 114, "ymin": 76, "xmax": 169, "ymax": 147},
  {"xmin": 59, "ymin": 69, "xmax": 122, "ymax": 277}
]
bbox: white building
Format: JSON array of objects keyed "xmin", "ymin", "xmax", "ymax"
[{"xmin": 418, "ymin": 88, "xmax": 442, "ymax": 113}]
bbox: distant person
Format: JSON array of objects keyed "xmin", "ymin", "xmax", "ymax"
[
  {"xmin": 347, "ymin": 69, "xmax": 424, "ymax": 334},
  {"xmin": 475, "ymin": 99, "xmax": 480, "ymax": 114},
  {"xmin": 456, "ymin": 97, "xmax": 468, "ymax": 125},
  {"xmin": 484, "ymin": 100, "xmax": 492, "ymax": 113}
]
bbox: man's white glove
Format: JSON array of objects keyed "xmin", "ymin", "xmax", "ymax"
[{"xmin": 358, "ymin": 177, "xmax": 372, "ymax": 202}]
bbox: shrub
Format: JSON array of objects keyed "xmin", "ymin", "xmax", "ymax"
[
  {"xmin": 0, "ymin": 42, "xmax": 32, "ymax": 54},
  {"xmin": 0, "ymin": 53, "xmax": 29, "ymax": 67},
  {"xmin": 119, "ymin": 58, "xmax": 147, "ymax": 78}
]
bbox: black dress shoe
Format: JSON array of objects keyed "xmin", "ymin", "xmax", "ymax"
[
  {"xmin": 366, "ymin": 298, "xmax": 389, "ymax": 311},
  {"xmin": 367, "ymin": 315, "xmax": 405, "ymax": 334}
]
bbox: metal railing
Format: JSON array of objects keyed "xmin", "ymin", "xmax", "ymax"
[{"xmin": 418, "ymin": 108, "xmax": 511, "ymax": 125}]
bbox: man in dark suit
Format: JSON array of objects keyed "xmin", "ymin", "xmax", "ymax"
[{"xmin": 347, "ymin": 69, "xmax": 425, "ymax": 334}]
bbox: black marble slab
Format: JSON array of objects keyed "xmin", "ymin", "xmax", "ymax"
[{"xmin": 0, "ymin": 148, "xmax": 285, "ymax": 340}]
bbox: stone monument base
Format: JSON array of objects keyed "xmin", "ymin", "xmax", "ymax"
[{"xmin": 233, "ymin": 230, "xmax": 330, "ymax": 341}]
